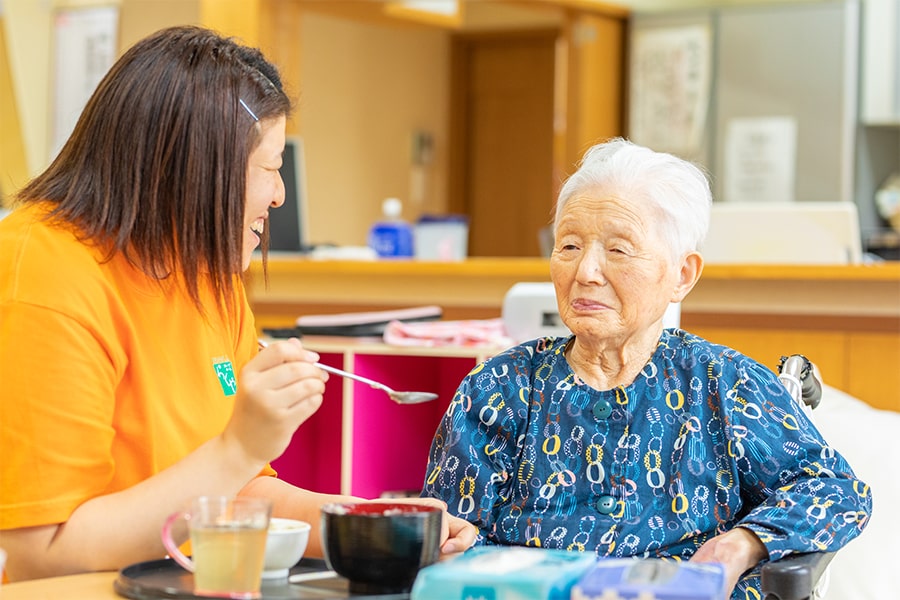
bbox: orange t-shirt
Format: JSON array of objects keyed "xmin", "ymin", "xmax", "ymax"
[{"xmin": 0, "ymin": 203, "xmax": 268, "ymax": 529}]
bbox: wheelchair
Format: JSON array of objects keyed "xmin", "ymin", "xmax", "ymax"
[{"xmin": 760, "ymin": 354, "xmax": 834, "ymax": 600}]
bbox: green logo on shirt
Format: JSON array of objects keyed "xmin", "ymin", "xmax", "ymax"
[{"xmin": 212, "ymin": 358, "xmax": 237, "ymax": 396}]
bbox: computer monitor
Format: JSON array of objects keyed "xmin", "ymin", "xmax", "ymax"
[
  {"xmin": 268, "ymin": 136, "xmax": 310, "ymax": 253},
  {"xmin": 702, "ymin": 201, "xmax": 863, "ymax": 265}
]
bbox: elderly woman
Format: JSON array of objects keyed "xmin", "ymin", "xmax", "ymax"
[{"xmin": 421, "ymin": 138, "xmax": 871, "ymax": 598}]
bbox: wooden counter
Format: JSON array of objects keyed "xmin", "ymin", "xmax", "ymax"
[
  {"xmin": 247, "ymin": 257, "xmax": 900, "ymax": 318},
  {"xmin": 246, "ymin": 256, "xmax": 553, "ymax": 322},
  {"xmin": 246, "ymin": 257, "xmax": 900, "ymax": 411}
]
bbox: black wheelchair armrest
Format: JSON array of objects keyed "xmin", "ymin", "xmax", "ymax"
[{"xmin": 761, "ymin": 551, "xmax": 835, "ymax": 600}]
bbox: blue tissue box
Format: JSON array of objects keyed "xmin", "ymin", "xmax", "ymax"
[
  {"xmin": 571, "ymin": 558, "xmax": 726, "ymax": 600},
  {"xmin": 410, "ymin": 546, "xmax": 597, "ymax": 600}
]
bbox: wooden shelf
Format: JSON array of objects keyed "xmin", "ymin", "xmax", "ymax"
[{"xmin": 268, "ymin": 338, "xmax": 492, "ymax": 497}]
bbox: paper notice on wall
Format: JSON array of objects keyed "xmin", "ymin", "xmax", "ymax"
[
  {"xmin": 52, "ymin": 6, "xmax": 119, "ymax": 162},
  {"xmin": 723, "ymin": 117, "xmax": 797, "ymax": 203},
  {"xmin": 629, "ymin": 24, "xmax": 712, "ymax": 156}
]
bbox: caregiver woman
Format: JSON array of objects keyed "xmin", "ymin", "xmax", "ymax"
[{"xmin": 0, "ymin": 25, "xmax": 473, "ymax": 581}]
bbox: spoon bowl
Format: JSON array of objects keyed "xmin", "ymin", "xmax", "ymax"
[
  {"xmin": 313, "ymin": 362, "xmax": 438, "ymax": 405},
  {"xmin": 258, "ymin": 340, "xmax": 439, "ymax": 405}
]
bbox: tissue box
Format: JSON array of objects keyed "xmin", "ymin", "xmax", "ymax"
[
  {"xmin": 410, "ymin": 546, "xmax": 596, "ymax": 600},
  {"xmin": 571, "ymin": 558, "xmax": 725, "ymax": 600}
]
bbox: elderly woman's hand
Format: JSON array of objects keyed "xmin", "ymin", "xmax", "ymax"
[
  {"xmin": 372, "ymin": 496, "xmax": 476, "ymax": 556},
  {"xmin": 689, "ymin": 527, "xmax": 768, "ymax": 597},
  {"xmin": 440, "ymin": 513, "xmax": 477, "ymax": 555}
]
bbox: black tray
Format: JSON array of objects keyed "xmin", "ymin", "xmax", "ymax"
[{"xmin": 113, "ymin": 557, "xmax": 408, "ymax": 600}]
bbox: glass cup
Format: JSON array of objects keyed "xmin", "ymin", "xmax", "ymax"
[{"xmin": 162, "ymin": 496, "xmax": 272, "ymax": 599}]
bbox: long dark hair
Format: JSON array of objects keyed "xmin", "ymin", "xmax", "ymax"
[{"xmin": 15, "ymin": 25, "xmax": 292, "ymax": 314}]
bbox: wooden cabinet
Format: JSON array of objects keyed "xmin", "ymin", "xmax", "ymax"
[
  {"xmin": 269, "ymin": 338, "xmax": 495, "ymax": 496},
  {"xmin": 682, "ymin": 322, "xmax": 900, "ymax": 413},
  {"xmin": 672, "ymin": 264, "xmax": 900, "ymax": 413}
]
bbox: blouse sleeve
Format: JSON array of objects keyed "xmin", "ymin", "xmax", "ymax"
[
  {"xmin": 421, "ymin": 352, "xmax": 529, "ymax": 544},
  {"xmin": 725, "ymin": 359, "xmax": 872, "ymax": 561}
]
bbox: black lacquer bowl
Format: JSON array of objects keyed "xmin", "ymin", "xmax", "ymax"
[{"xmin": 321, "ymin": 502, "xmax": 441, "ymax": 595}]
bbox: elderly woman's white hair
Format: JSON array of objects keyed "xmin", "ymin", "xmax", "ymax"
[{"xmin": 554, "ymin": 138, "xmax": 712, "ymax": 262}]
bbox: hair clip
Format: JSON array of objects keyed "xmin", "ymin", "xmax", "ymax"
[{"xmin": 239, "ymin": 98, "xmax": 259, "ymax": 122}]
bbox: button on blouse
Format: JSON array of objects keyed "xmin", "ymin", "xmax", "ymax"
[
  {"xmin": 592, "ymin": 398, "xmax": 613, "ymax": 420},
  {"xmin": 595, "ymin": 495, "xmax": 616, "ymax": 515}
]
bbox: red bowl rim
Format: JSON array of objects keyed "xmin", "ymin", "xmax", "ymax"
[{"xmin": 321, "ymin": 502, "xmax": 441, "ymax": 516}]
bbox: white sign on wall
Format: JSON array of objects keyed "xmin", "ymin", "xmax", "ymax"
[
  {"xmin": 723, "ymin": 116, "xmax": 798, "ymax": 203},
  {"xmin": 52, "ymin": 6, "xmax": 118, "ymax": 162}
]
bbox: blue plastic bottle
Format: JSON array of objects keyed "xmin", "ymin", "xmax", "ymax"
[{"xmin": 368, "ymin": 197, "xmax": 414, "ymax": 258}]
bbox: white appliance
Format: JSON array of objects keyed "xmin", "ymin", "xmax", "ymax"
[{"xmin": 703, "ymin": 201, "xmax": 863, "ymax": 264}]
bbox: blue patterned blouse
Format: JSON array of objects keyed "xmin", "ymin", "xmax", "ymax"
[{"xmin": 421, "ymin": 330, "xmax": 871, "ymax": 598}]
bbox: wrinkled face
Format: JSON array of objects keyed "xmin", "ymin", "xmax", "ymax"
[
  {"xmin": 242, "ymin": 115, "xmax": 287, "ymax": 270},
  {"xmin": 549, "ymin": 193, "xmax": 682, "ymax": 343}
]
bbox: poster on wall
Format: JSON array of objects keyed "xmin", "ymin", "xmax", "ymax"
[
  {"xmin": 52, "ymin": 6, "xmax": 118, "ymax": 162},
  {"xmin": 723, "ymin": 116, "xmax": 797, "ymax": 203},
  {"xmin": 628, "ymin": 23, "xmax": 712, "ymax": 158}
]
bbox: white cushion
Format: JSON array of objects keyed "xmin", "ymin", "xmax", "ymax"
[{"xmin": 811, "ymin": 384, "xmax": 900, "ymax": 600}]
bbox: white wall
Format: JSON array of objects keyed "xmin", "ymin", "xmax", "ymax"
[
  {"xmin": 2, "ymin": 0, "xmax": 201, "ymax": 180},
  {"xmin": 299, "ymin": 13, "xmax": 449, "ymax": 247},
  {"xmin": 3, "ymin": 0, "xmax": 57, "ymax": 177},
  {"xmin": 2, "ymin": 0, "xmax": 852, "ymax": 240}
]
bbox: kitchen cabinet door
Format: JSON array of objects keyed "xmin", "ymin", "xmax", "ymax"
[{"xmin": 861, "ymin": 0, "xmax": 900, "ymax": 125}]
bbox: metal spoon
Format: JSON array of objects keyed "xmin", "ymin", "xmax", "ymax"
[{"xmin": 257, "ymin": 340, "xmax": 439, "ymax": 405}]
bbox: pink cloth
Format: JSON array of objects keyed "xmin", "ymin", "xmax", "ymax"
[{"xmin": 383, "ymin": 318, "xmax": 513, "ymax": 348}]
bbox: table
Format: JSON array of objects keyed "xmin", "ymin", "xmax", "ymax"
[
  {"xmin": 1, "ymin": 560, "xmax": 404, "ymax": 599},
  {"xmin": 2, "ymin": 570, "xmax": 118, "ymax": 599}
]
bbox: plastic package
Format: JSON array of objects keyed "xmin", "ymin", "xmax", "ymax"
[
  {"xmin": 410, "ymin": 546, "xmax": 596, "ymax": 600},
  {"xmin": 571, "ymin": 558, "xmax": 725, "ymax": 600}
]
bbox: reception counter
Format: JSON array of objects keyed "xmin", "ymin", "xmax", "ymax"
[{"xmin": 246, "ymin": 257, "xmax": 900, "ymax": 412}]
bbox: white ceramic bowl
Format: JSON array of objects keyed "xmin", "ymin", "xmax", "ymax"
[{"xmin": 262, "ymin": 518, "xmax": 311, "ymax": 579}]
